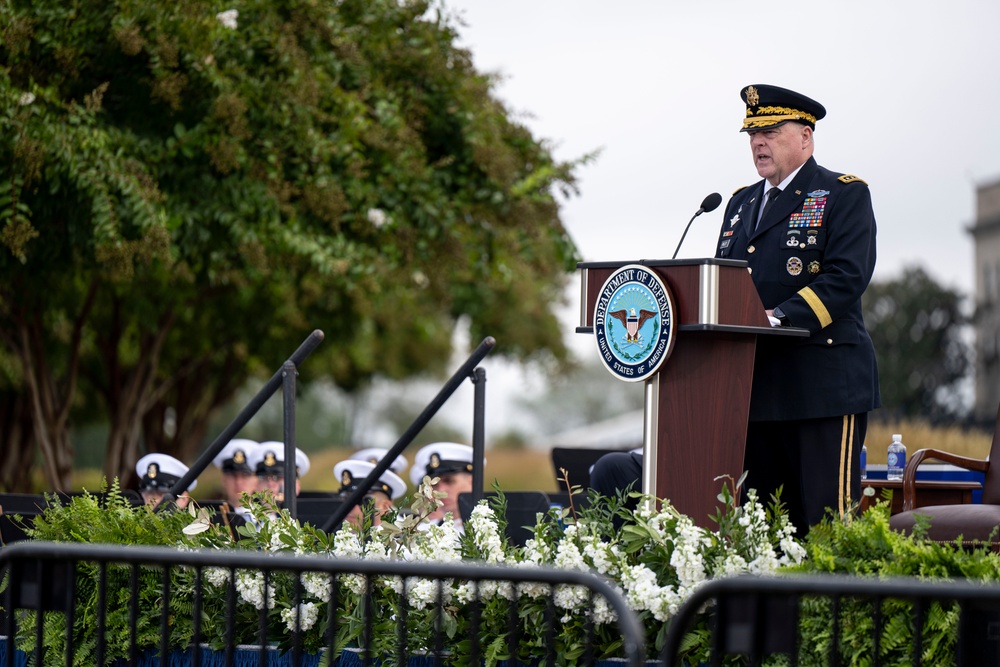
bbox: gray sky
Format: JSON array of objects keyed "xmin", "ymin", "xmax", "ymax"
[
  {"xmin": 412, "ymin": 0, "xmax": 1000, "ymax": 441},
  {"xmin": 446, "ymin": 0, "xmax": 1000, "ymax": 295}
]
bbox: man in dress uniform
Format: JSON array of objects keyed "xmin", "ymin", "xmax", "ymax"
[
  {"xmin": 135, "ymin": 453, "xmax": 196, "ymax": 509},
  {"xmin": 212, "ymin": 438, "xmax": 260, "ymax": 508},
  {"xmin": 334, "ymin": 459, "xmax": 407, "ymax": 527},
  {"xmin": 249, "ymin": 441, "xmax": 311, "ymax": 502},
  {"xmin": 410, "ymin": 442, "xmax": 480, "ymax": 524},
  {"xmin": 715, "ymin": 84, "xmax": 880, "ymax": 533}
]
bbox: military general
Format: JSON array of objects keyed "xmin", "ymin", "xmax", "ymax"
[{"xmin": 715, "ymin": 84, "xmax": 880, "ymax": 534}]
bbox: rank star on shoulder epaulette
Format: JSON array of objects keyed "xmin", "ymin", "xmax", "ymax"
[{"xmin": 838, "ymin": 174, "xmax": 867, "ymax": 185}]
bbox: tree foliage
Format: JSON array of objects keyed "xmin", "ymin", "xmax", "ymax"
[
  {"xmin": 0, "ymin": 0, "xmax": 590, "ymax": 490},
  {"xmin": 863, "ymin": 265, "xmax": 971, "ymax": 422}
]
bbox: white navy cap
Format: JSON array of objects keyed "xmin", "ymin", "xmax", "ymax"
[
  {"xmin": 334, "ymin": 460, "xmax": 407, "ymax": 500},
  {"xmin": 409, "ymin": 442, "xmax": 479, "ymax": 487},
  {"xmin": 250, "ymin": 441, "xmax": 311, "ymax": 477},
  {"xmin": 213, "ymin": 439, "xmax": 259, "ymax": 474},
  {"xmin": 349, "ymin": 448, "xmax": 408, "ymax": 474},
  {"xmin": 136, "ymin": 453, "xmax": 197, "ymax": 492}
]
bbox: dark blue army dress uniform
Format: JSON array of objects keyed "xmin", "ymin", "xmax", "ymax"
[{"xmin": 715, "ymin": 84, "xmax": 880, "ymax": 534}]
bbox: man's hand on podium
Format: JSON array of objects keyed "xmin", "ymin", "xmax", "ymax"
[{"xmin": 766, "ymin": 307, "xmax": 790, "ymax": 327}]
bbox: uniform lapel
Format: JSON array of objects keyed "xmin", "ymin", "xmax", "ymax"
[{"xmin": 744, "ymin": 182, "xmax": 765, "ymax": 238}]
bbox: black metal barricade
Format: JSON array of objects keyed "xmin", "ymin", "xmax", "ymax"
[
  {"xmin": 661, "ymin": 573, "xmax": 1000, "ymax": 667},
  {"xmin": 144, "ymin": 330, "xmax": 495, "ymax": 529},
  {"xmin": 0, "ymin": 540, "xmax": 646, "ymax": 667}
]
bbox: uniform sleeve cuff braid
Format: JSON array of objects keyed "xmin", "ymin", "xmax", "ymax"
[{"xmin": 799, "ymin": 286, "xmax": 832, "ymax": 328}]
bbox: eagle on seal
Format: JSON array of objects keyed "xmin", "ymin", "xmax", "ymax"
[{"xmin": 609, "ymin": 307, "xmax": 656, "ymax": 343}]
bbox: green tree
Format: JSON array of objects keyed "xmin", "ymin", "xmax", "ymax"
[
  {"xmin": 863, "ymin": 265, "xmax": 971, "ymax": 422},
  {"xmin": 0, "ymin": 0, "xmax": 590, "ymax": 491}
]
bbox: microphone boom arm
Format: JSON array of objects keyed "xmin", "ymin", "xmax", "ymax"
[{"xmin": 672, "ymin": 192, "xmax": 722, "ymax": 259}]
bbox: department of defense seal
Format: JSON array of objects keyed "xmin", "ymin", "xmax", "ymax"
[{"xmin": 593, "ymin": 264, "xmax": 676, "ymax": 382}]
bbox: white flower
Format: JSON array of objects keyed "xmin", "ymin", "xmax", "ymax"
[
  {"xmin": 669, "ymin": 516, "xmax": 709, "ymax": 589},
  {"xmin": 521, "ymin": 536, "xmax": 551, "ymax": 566},
  {"xmin": 366, "ymin": 208, "xmax": 387, "ymax": 228},
  {"xmin": 720, "ymin": 552, "xmax": 749, "ymax": 576},
  {"xmin": 582, "ymin": 539, "xmax": 618, "ymax": 577},
  {"xmin": 620, "ymin": 563, "xmax": 661, "ymax": 614},
  {"xmin": 341, "ymin": 573, "xmax": 367, "ymax": 596},
  {"xmin": 780, "ymin": 536, "xmax": 807, "ymax": 565},
  {"xmin": 553, "ymin": 525, "xmax": 588, "ymax": 572},
  {"xmin": 409, "ymin": 521, "xmax": 461, "ymax": 562},
  {"xmin": 468, "ymin": 503, "xmax": 506, "ymax": 564},
  {"xmin": 456, "ymin": 579, "xmax": 513, "ymax": 604},
  {"xmin": 654, "ymin": 585, "xmax": 683, "ymax": 621},
  {"xmin": 333, "ymin": 526, "xmax": 363, "ymax": 559},
  {"xmin": 301, "ymin": 571, "xmax": 332, "ymax": 600},
  {"xmin": 281, "ymin": 602, "xmax": 320, "ymax": 632},
  {"xmin": 235, "ymin": 570, "xmax": 276, "ymax": 610},
  {"xmin": 204, "ymin": 567, "xmax": 230, "ymax": 588},
  {"xmin": 411, "ymin": 270, "xmax": 429, "ymax": 288},
  {"xmin": 362, "ymin": 534, "xmax": 391, "ymax": 561},
  {"xmin": 406, "ymin": 577, "xmax": 453, "ymax": 610},
  {"xmin": 554, "ymin": 583, "xmax": 589, "ymax": 611},
  {"xmin": 216, "ymin": 9, "xmax": 238, "ymax": 29},
  {"xmin": 18, "ymin": 92, "xmax": 35, "ymax": 106},
  {"xmin": 591, "ymin": 595, "xmax": 618, "ymax": 625}
]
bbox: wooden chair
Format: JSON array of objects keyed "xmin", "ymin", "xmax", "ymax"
[{"xmin": 889, "ymin": 404, "xmax": 1000, "ymax": 545}]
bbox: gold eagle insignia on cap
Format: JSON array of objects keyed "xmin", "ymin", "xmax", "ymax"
[
  {"xmin": 264, "ymin": 452, "xmax": 277, "ymax": 466},
  {"xmin": 234, "ymin": 450, "xmax": 246, "ymax": 464},
  {"xmin": 342, "ymin": 470, "xmax": 352, "ymax": 486},
  {"xmin": 745, "ymin": 85, "xmax": 759, "ymax": 107},
  {"xmin": 429, "ymin": 453, "xmax": 441, "ymax": 470},
  {"xmin": 147, "ymin": 463, "xmax": 159, "ymax": 477}
]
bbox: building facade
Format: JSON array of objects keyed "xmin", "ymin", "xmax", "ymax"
[{"xmin": 969, "ymin": 178, "xmax": 1000, "ymax": 423}]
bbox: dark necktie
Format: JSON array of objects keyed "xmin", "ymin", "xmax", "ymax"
[{"xmin": 757, "ymin": 187, "xmax": 781, "ymax": 230}]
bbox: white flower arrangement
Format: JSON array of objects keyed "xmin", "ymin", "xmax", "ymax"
[{"xmin": 175, "ymin": 475, "xmax": 804, "ymax": 662}]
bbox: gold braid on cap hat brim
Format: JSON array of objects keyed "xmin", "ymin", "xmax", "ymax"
[{"xmin": 743, "ymin": 106, "xmax": 818, "ymax": 130}]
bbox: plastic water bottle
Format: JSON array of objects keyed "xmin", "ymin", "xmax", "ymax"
[
  {"xmin": 860, "ymin": 443, "xmax": 867, "ymax": 480},
  {"xmin": 887, "ymin": 433, "xmax": 906, "ymax": 481}
]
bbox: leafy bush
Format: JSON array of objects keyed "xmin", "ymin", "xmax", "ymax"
[
  {"xmin": 4, "ymin": 477, "xmax": 801, "ymax": 665},
  {"xmin": 9, "ymin": 480, "xmax": 1000, "ymax": 666},
  {"xmin": 782, "ymin": 500, "xmax": 1000, "ymax": 667}
]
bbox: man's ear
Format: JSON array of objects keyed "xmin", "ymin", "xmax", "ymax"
[{"xmin": 800, "ymin": 124, "xmax": 813, "ymax": 147}]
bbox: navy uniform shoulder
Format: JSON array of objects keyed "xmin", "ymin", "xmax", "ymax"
[
  {"xmin": 732, "ymin": 185, "xmax": 750, "ymax": 196},
  {"xmin": 837, "ymin": 173, "xmax": 868, "ymax": 185}
]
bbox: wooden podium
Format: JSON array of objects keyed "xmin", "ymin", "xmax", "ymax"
[{"xmin": 577, "ymin": 258, "xmax": 806, "ymax": 526}]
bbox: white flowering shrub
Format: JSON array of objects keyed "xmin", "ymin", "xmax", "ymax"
[{"xmin": 12, "ymin": 478, "xmax": 807, "ymax": 665}]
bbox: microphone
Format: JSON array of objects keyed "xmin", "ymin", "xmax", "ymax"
[{"xmin": 671, "ymin": 192, "xmax": 723, "ymax": 259}]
